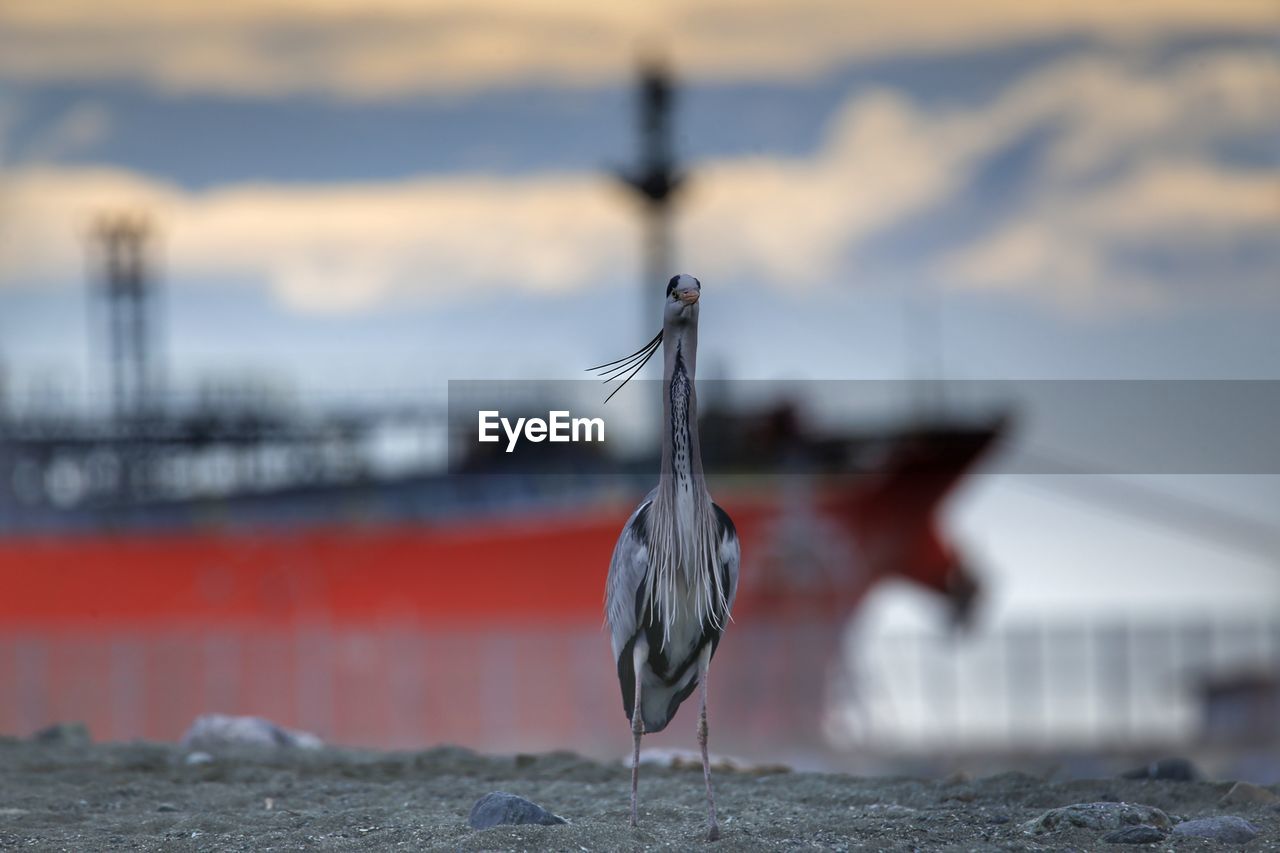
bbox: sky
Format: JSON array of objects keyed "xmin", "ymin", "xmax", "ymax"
[{"xmin": 0, "ymin": 0, "xmax": 1277, "ymax": 618}]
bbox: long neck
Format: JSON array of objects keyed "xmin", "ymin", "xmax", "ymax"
[
  {"xmin": 659, "ymin": 322, "xmax": 705, "ymax": 496},
  {"xmin": 646, "ymin": 317, "xmax": 729, "ymax": 645}
]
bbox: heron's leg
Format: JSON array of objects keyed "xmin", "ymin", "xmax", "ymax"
[
  {"xmin": 697, "ymin": 645, "xmax": 720, "ymax": 842},
  {"xmin": 630, "ymin": 640, "xmax": 646, "ymax": 828}
]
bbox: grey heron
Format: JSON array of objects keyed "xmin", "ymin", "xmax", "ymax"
[{"xmin": 589, "ymin": 273, "xmax": 740, "ymax": 841}]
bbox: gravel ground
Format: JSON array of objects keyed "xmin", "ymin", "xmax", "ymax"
[{"xmin": 0, "ymin": 738, "xmax": 1277, "ymax": 851}]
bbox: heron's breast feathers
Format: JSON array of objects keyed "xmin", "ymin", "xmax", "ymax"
[{"xmin": 641, "ymin": 492, "xmax": 733, "ymax": 650}]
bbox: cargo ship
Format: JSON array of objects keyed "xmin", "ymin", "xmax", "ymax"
[{"xmin": 0, "ymin": 393, "xmax": 1002, "ymax": 761}]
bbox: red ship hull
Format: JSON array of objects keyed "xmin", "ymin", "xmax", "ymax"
[{"xmin": 0, "ymin": 426, "xmax": 1001, "ymax": 760}]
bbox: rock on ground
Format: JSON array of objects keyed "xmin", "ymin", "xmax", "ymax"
[
  {"xmin": 468, "ymin": 792, "xmax": 567, "ymax": 830},
  {"xmin": 1023, "ymin": 801, "xmax": 1172, "ymax": 834},
  {"xmin": 180, "ymin": 714, "xmax": 322, "ymax": 752},
  {"xmin": 1220, "ymin": 781, "xmax": 1279, "ymax": 806},
  {"xmin": 1171, "ymin": 815, "xmax": 1260, "ymax": 844}
]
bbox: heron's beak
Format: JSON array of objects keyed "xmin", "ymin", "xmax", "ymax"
[{"xmin": 678, "ymin": 290, "xmax": 700, "ymax": 306}]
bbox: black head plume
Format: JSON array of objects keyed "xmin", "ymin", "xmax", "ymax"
[{"xmin": 586, "ymin": 330, "xmax": 663, "ymax": 403}]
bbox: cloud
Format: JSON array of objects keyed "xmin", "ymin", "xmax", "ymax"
[
  {"xmin": 937, "ymin": 51, "xmax": 1280, "ymax": 312},
  {"xmin": 0, "ymin": 48, "xmax": 1275, "ymax": 317},
  {"xmin": 0, "ymin": 0, "xmax": 1275, "ymax": 97},
  {"xmin": 978, "ymin": 52, "xmax": 1279, "ymax": 181},
  {"xmin": 0, "ymin": 167, "xmax": 635, "ymax": 312},
  {"xmin": 683, "ymin": 91, "xmax": 961, "ymax": 287},
  {"xmin": 948, "ymin": 163, "xmax": 1280, "ymax": 312}
]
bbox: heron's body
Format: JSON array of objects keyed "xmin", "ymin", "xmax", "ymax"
[
  {"xmin": 607, "ymin": 493, "xmax": 738, "ymax": 733},
  {"xmin": 598, "ymin": 274, "xmax": 739, "ymax": 841}
]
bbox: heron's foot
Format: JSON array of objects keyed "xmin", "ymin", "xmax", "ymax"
[
  {"xmin": 629, "ymin": 810, "xmax": 638, "ymax": 829},
  {"xmin": 706, "ymin": 820, "xmax": 721, "ymax": 842}
]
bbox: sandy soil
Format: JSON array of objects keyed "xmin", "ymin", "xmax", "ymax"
[{"xmin": 0, "ymin": 738, "xmax": 1277, "ymax": 851}]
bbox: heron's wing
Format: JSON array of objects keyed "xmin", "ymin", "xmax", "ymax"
[
  {"xmin": 605, "ymin": 489, "xmax": 657, "ymax": 662},
  {"xmin": 713, "ymin": 502, "xmax": 741, "ymax": 620}
]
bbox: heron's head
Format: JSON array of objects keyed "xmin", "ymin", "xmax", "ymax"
[
  {"xmin": 664, "ymin": 273, "xmax": 701, "ymax": 327},
  {"xmin": 587, "ymin": 273, "xmax": 703, "ymax": 402}
]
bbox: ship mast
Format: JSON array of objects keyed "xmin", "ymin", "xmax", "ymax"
[
  {"xmin": 620, "ymin": 59, "xmax": 683, "ymax": 335},
  {"xmin": 91, "ymin": 213, "xmax": 161, "ymax": 427}
]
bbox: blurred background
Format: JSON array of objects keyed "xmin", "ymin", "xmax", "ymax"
[{"xmin": 1, "ymin": 1, "xmax": 1278, "ymax": 779}]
